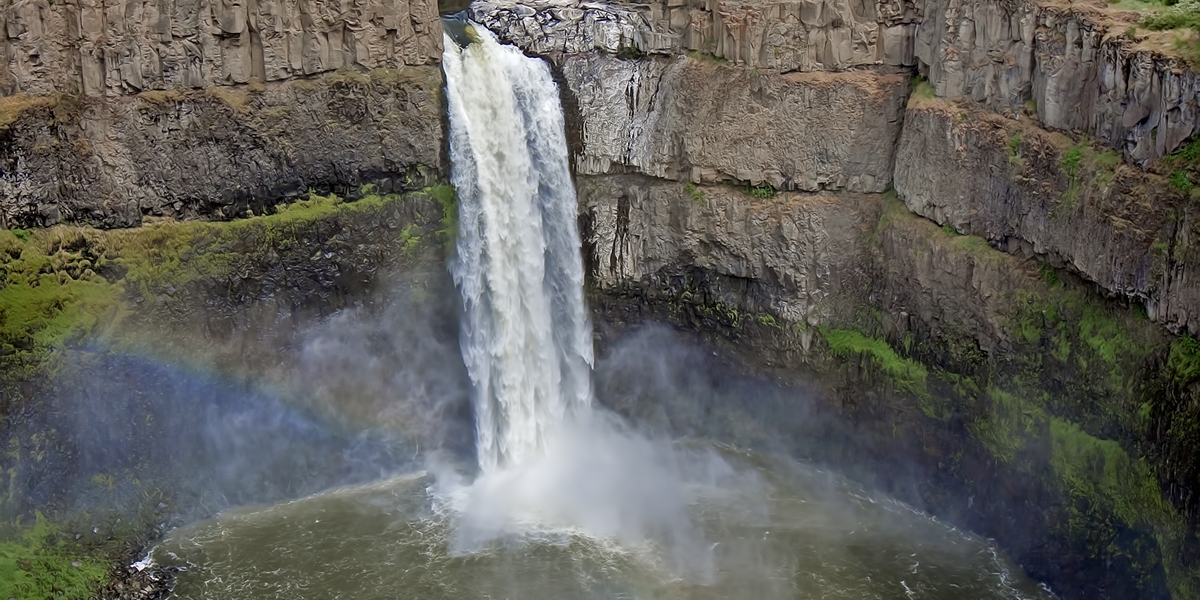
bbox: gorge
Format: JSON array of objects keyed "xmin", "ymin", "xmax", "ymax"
[{"xmin": 1, "ymin": 0, "xmax": 1200, "ymax": 598}]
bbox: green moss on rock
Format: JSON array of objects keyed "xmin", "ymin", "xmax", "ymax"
[
  {"xmin": 0, "ymin": 187, "xmax": 450, "ymax": 407},
  {"xmin": 820, "ymin": 327, "xmax": 930, "ymax": 401},
  {"xmin": 0, "ymin": 514, "xmax": 109, "ymax": 600}
]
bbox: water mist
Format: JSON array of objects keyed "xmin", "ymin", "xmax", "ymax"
[
  {"xmin": 141, "ymin": 22, "xmax": 1064, "ymax": 600},
  {"xmin": 439, "ymin": 24, "xmax": 744, "ymax": 578}
]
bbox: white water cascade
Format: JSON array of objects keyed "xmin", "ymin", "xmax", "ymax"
[{"xmin": 443, "ymin": 25, "xmax": 594, "ymax": 474}]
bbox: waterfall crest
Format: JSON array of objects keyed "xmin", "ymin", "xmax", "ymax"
[{"xmin": 443, "ymin": 25, "xmax": 594, "ymax": 474}]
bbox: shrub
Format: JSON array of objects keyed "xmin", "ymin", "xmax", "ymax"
[
  {"xmin": 1170, "ymin": 169, "xmax": 1194, "ymax": 191},
  {"xmin": 1061, "ymin": 144, "xmax": 1084, "ymax": 177},
  {"xmin": 1141, "ymin": 0, "xmax": 1200, "ymax": 31},
  {"xmin": 749, "ymin": 184, "xmax": 775, "ymax": 199}
]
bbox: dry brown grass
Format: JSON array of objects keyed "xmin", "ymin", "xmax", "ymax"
[
  {"xmin": 204, "ymin": 86, "xmax": 251, "ymax": 111},
  {"xmin": 0, "ymin": 94, "xmax": 59, "ymax": 129}
]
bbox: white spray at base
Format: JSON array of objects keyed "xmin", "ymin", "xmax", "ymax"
[{"xmin": 440, "ymin": 26, "xmax": 758, "ymax": 578}]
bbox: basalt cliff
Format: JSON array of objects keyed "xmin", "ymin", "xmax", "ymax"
[{"xmin": 2, "ymin": 0, "xmax": 1200, "ymax": 597}]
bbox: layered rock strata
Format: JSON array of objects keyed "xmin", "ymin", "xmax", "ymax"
[
  {"xmin": 0, "ymin": 0, "xmax": 442, "ymax": 96},
  {"xmin": 471, "ymin": 0, "xmax": 921, "ymax": 71},
  {"xmin": 477, "ymin": 0, "xmax": 1200, "ymax": 162},
  {"xmin": 916, "ymin": 0, "xmax": 1200, "ymax": 164},
  {"xmin": 895, "ymin": 97, "xmax": 1200, "ymax": 333},
  {"xmin": 579, "ymin": 176, "xmax": 879, "ymax": 326},
  {"xmin": 561, "ymin": 54, "xmax": 907, "ymax": 191},
  {"xmin": 581, "ymin": 174, "xmax": 1197, "ymax": 599},
  {"xmin": 0, "ymin": 66, "xmax": 444, "ymax": 228}
]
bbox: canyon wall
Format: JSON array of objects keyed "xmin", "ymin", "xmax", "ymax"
[
  {"xmin": 479, "ymin": 0, "xmax": 1200, "ymax": 339},
  {"xmin": 471, "ymin": 2, "xmax": 1200, "ymax": 597},
  {"xmin": 559, "ymin": 54, "xmax": 906, "ymax": 191},
  {"xmin": 0, "ymin": 66, "xmax": 444, "ymax": 228},
  {"xmin": 4, "ymin": 0, "xmax": 1200, "ymax": 598},
  {"xmin": 0, "ymin": 0, "xmax": 442, "ymax": 96}
]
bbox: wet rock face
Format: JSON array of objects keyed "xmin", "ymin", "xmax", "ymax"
[
  {"xmin": 471, "ymin": 0, "xmax": 921, "ymax": 71},
  {"xmin": 560, "ymin": 54, "xmax": 908, "ymax": 191},
  {"xmin": 0, "ymin": 67, "xmax": 444, "ymax": 228},
  {"xmin": 916, "ymin": 0, "xmax": 1200, "ymax": 165},
  {"xmin": 0, "ymin": 0, "xmax": 442, "ymax": 96}
]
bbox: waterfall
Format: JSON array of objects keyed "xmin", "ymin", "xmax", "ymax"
[{"xmin": 443, "ymin": 25, "xmax": 594, "ymax": 474}]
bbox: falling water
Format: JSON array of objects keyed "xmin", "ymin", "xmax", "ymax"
[
  {"xmin": 152, "ymin": 30, "xmax": 1059, "ymax": 599},
  {"xmin": 443, "ymin": 25, "xmax": 594, "ymax": 473}
]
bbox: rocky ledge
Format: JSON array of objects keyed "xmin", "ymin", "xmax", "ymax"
[
  {"xmin": 0, "ymin": 0, "xmax": 442, "ymax": 96},
  {"xmin": 477, "ymin": 0, "xmax": 1200, "ymax": 164},
  {"xmin": 0, "ymin": 66, "xmax": 444, "ymax": 228}
]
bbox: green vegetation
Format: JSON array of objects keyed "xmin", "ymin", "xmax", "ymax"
[
  {"xmin": 1090, "ymin": 149, "xmax": 1122, "ymax": 189},
  {"xmin": 430, "ymin": 183, "xmax": 458, "ymax": 248},
  {"xmin": 0, "ymin": 229, "xmax": 126, "ymax": 385},
  {"xmin": 821, "ymin": 328, "xmax": 929, "ymax": 400},
  {"xmin": 1007, "ymin": 132, "xmax": 1023, "ymax": 166},
  {"xmin": 400, "ymin": 224, "xmax": 422, "ymax": 255},
  {"xmin": 1038, "ymin": 262, "xmax": 1060, "ymax": 287},
  {"xmin": 0, "ymin": 186, "xmax": 452, "ymax": 400},
  {"xmin": 685, "ymin": 181, "xmax": 706, "ymax": 203},
  {"xmin": 1055, "ymin": 136, "xmax": 1122, "ymax": 213},
  {"xmin": 615, "ymin": 43, "xmax": 644, "ymax": 61},
  {"xmin": 749, "ymin": 184, "xmax": 775, "ymax": 199},
  {"xmin": 967, "ymin": 387, "xmax": 1043, "ymax": 463},
  {"xmin": 686, "ymin": 50, "xmax": 730, "ymax": 66},
  {"xmin": 1077, "ymin": 301, "xmax": 1139, "ymax": 367},
  {"xmin": 1167, "ymin": 135, "xmax": 1200, "ymax": 194},
  {"xmin": 910, "ymin": 75, "xmax": 935, "ymax": 101},
  {"xmin": 1141, "ymin": 0, "xmax": 1200, "ymax": 33},
  {"xmin": 1061, "ymin": 142, "xmax": 1084, "ymax": 177},
  {"xmin": 756, "ymin": 313, "xmax": 780, "ymax": 328},
  {"xmin": 1171, "ymin": 169, "xmax": 1195, "ymax": 191},
  {"xmin": 1050, "ymin": 418, "xmax": 1172, "ymax": 531},
  {"xmin": 941, "ymin": 223, "xmax": 958, "ymax": 236},
  {"xmin": 1172, "ymin": 136, "xmax": 1200, "ymax": 162},
  {"xmin": 1168, "ymin": 335, "xmax": 1200, "ymax": 383},
  {"xmin": 1094, "ymin": 149, "xmax": 1122, "ymax": 169},
  {"xmin": 0, "ymin": 515, "xmax": 110, "ymax": 600}
]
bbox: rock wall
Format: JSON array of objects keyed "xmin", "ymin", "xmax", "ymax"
[
  {"xmin": 478, "ymin": 0, "xmax": 1200, "ymax": 163},
  {"xmin": 0, "ymin": 0, "xmax": 442, "ymax": 96},
  {"xmin": 472, "ymin": 0, "xmax": 921, "ymax": 71},
  {"xmin": 915, "ymin": 0, "xmax": 1200, "ymax": 165},
  {"xmin": 560, "ymin": 53, "xmax": 907, "ymax": 191},
  {"xmin": 3, "ymin": 0, "xmax": 1200, "ymax": 597},
  {"xmin": 580, "ymin": 175, "xmax": 879, "ymax": 325},
  {"xmin": 580, "ymin": 175, "xmax": 1199, "ymax": 599},
  {"xmin": 894, "ymin": 99, "xmax": 1200, "ymax": 334},
  {"xmin": 0, "ymin": 66, "xmax": 444, "ymax": 228}
]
